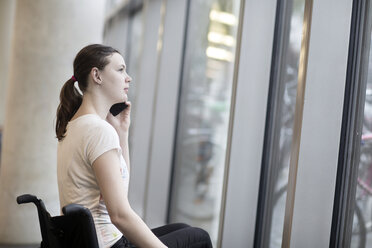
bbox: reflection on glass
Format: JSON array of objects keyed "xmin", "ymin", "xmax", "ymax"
[
  {"xmin": 351, "ymin": 33, "xmax": 372, "ymax": 248},
  {"xmin": 269, "ymin": 1, "xmax": 305, "ymax": 247},
  {"xmin": 168, "ymin": 0, "xmax": 240, "ymax": 246}
]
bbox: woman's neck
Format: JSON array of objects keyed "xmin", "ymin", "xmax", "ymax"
[{"xmin": 71, "ymin": 93, "xmax": 110, "ymax": 121}]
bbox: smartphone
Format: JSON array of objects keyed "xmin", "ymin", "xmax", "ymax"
[{"xmin": 110, "ymin": 102, "xmax": 128, "ymax": 116}]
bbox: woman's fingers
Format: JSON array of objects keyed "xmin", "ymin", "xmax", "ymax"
[{"xmin": 106, "ymin": 101, "xmax": 131, "ymax": 132}]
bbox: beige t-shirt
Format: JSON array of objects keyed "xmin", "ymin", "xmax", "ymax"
[{"xmin": 57, "ymin": 114, "xmax": 129, "ymax": 248}]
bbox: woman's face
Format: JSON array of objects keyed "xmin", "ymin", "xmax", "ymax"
[{"xmin": 100, "ymin": 52, "xmax": 131, "ymax": 103}]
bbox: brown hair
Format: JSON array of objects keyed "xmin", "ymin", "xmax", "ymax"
[{"xmin": 56, "ymin": 44, "xmax": 120, "ymax": 141}]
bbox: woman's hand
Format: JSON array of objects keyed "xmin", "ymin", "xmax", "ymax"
[
  {"xmin": 106, "ymin": 101, "xmax": 131, "ymax": 136},
  {"xmin": 106, "ymin": 101, "xmax": 131, "ymax": 171}
]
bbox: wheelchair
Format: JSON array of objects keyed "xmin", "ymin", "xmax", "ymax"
[{"xmin": 17, "ymin": 194, "xmax": 99, "ymax": 248}]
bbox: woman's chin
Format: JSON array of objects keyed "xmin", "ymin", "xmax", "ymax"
[{"xmin": 114, "ymin": 95, "xmax": 127, "ymax": 103}]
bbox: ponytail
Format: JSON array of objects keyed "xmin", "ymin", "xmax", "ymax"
[
  {"xmin": 55, "ymin": 44, "xmax": 120, "ymax": 141},
  {"xmin": 55, "ymin": 78, "xmax": 82, "ymax": 141}
]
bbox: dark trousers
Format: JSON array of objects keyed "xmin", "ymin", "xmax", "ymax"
[{"xmin": 111, "ymin": 223, "xmax": 213, "ymax": 248}]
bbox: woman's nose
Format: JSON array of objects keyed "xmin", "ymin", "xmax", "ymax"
[{"xmin": 126, "ymin": 75, "xmax": 132, "ymax": 83}]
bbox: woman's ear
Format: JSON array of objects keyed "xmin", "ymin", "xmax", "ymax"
[{"xmin": 91, "ymin": 67, "xmax": 103, "ymax": 85}]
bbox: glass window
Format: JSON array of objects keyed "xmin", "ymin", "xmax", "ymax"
[
  {"xmin": 257, "ymin": 0, "xmax": 305, "ymax": 247},
  {"xmin": 168, "ymin": 0, "xmax": 241, "ymax": 246},
  {"xmin": 351, "ymin": 32, "xmax": 372, "ymax": 248}
]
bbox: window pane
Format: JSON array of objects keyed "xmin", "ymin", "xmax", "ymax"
[
  {"xmin": 351, "ymin": 31, "xmax": 372, "ymax": 248},
  {"xmin": 168, "ymin": 0, "xmax": 241, "ymax": 246},
  {"xmin": 269, "ymin": 1, "xmax": 305, "ymax": 247}
]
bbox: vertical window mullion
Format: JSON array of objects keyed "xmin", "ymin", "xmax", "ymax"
[
  {"xmin": 331, "ymin": 0, "xmax": 372, "ymax": 247},
  {"xmin": 254, "ymin": 0, "xmax": 306, "ymax": 247}
]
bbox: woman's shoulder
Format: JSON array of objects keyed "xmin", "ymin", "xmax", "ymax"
[{"xmin": 68, "ymin": 114, "xmax": 117, "ymax": 137}]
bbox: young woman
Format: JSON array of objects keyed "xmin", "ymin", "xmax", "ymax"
[{"xmin": 55, "ymin": 44, "xmax": 213, "ymax": 248}]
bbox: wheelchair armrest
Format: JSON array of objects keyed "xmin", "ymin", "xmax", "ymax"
[
  {"xmin": 17, "ymin": 194, "xmax": 38, "ymax": 205},
  {"xmin": 62, "ymin": 203, "xmax": 90, "ymax": 216}
]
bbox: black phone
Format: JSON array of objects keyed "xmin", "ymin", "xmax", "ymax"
[{"xmin": 110, "ymin": 102, "xmax": 128, "ymax": 116}]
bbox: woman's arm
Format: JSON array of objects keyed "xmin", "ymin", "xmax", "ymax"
[
  {"xmin": 93, "ymin": 150, "xmax": 167, "ymax": 248},
  {"xmin": 118, "ymin": 133, "xmax": 130, "ymax": 173}
]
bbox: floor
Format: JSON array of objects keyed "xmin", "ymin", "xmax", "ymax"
[{"xmin": 0, "ymin": 245, "xmax": 38, "ymax": 248}]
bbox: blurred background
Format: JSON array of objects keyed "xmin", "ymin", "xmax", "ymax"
[{"xmin": 0, "ymin": 0, "xmax": 372, "ymax": 247}]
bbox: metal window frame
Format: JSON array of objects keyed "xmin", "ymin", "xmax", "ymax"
[
  {"xmin": 220, "ymin": 0, "xmax": 278, "ymax": 247},
  {"xmin": 165, "ymin": 0, "xmax": 191, "ymax": 223},
  {"xmin": 104, "ymin": 0, "xmax": 143, "ymax": 24},
  {"xmin": 143, "ymin": 0, "xmax": 189, "ymax": 227},
  {"xmin": 289, "ymin": 0, "xmax": 353, "ymax": 246},
  {"xmin": 330, "ymin": 0, "xmax": 372, "ymax": 247},
  {"xmin": 127, "ymin": 0, "xmax": 165, "ymax": 218},
  {"xmin": 281, "ymin": 0, "xmax": 313, "ymax": 246},
  {"xmin": 254, "ymin": 0, "xmax": 295, "ymax": 246}
]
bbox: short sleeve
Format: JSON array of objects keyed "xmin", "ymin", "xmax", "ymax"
[{"xmin": 85, "ymin": 121, "xmax": 121, "ymax": 165}]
